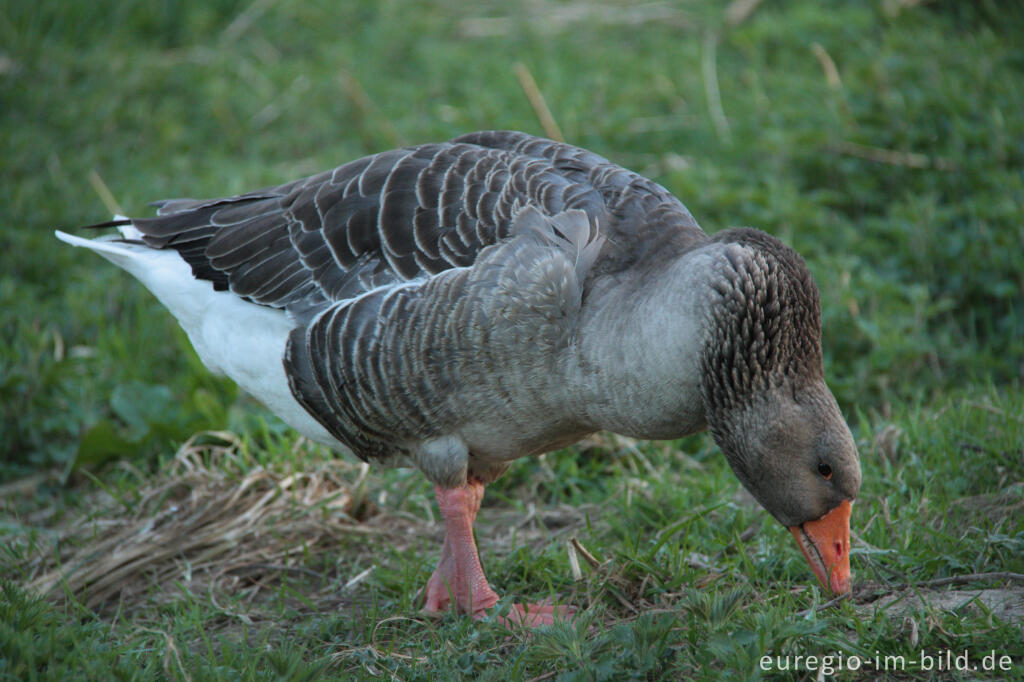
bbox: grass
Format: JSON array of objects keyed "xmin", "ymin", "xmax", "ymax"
[{"xmin": 2, "ymin": 0, "xmax": 1023, "ymax": 679}]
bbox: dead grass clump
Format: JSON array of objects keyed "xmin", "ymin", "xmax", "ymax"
[{"xmin": 25, "ymin": 432, "xmax": 384, "ymax": 613}]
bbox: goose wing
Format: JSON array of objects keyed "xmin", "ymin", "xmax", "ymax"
[{"xmin": 120, "ymin": 131, "xmax": 702, "ymax": 318}]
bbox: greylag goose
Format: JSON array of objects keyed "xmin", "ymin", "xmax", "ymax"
[{"xmin": 57, "ymin": 131, "xmax": 861, "ymax": 626}]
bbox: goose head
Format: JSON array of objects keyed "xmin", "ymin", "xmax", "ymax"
[{"xmin": 701, "ymin": 228, "xmax": 861, "ymax": 594}]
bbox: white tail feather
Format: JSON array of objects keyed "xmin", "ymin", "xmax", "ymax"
[{"xmin": 55, "ymin": 227, "xmax": 346, "ymax": 451}]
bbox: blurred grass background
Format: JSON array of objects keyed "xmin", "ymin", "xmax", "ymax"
[
  {"xmin": 2, "ymin": 0, "xmax": 1023, "ymax": 679},
  {"xmin": 3, "ymin": 0, "xmax": 1022, "ymax": 478}
]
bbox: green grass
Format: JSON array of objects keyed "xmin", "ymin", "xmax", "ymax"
[{"xmin": 2, "ymin": 0, "xmax": 1023, "ymax": 679}]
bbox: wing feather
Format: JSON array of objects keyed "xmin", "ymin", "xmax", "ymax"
[
  {"xmin": 283, "ymin": 207, "xmax": 606, "ymax": 464},
  {"xmin": 112, "ymin": 131, "xmax": 701, "ymax": 318}
]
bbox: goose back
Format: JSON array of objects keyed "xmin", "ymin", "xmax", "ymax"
[{"xmin": 125, "ymin": 131, "xmax": 705, "ymax": 321}]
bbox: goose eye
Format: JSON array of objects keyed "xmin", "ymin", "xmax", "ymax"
[{"xmin": 818, "ymin": 462, "xmax": 833, "ymax": 480}]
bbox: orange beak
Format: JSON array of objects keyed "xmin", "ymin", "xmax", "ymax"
[{"xmin": 789, "ymin": 500, "xmax": 852, "ymax": 594}]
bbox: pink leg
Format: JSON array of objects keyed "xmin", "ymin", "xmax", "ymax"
[
  {"xmin": 421, "ymin": 479, "xmax": 573, "ymax": 628},
  {"xmin": 422, "ymin": 479, "xmax": 499, "ymax": 616}
]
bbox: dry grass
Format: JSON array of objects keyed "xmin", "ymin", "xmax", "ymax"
[
  {"xmin": 6, "ymin": 425, "xmax": 1023, "ymax": 677},
  {"xmin": 19, "ymin": 430, "xmax": 1023, "ymax": 631},
  {"xmin": 23, "ymin": 432, "xmax": 387, "ymax": 614},
  {"xmin": 16, "ymin": 431, "xmax": 608, "ymax": 627}
]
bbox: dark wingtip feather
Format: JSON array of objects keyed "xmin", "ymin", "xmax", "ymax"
[{"xmin": 81, "ymin": 218, "xmax": 133, "ymax": 230}]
